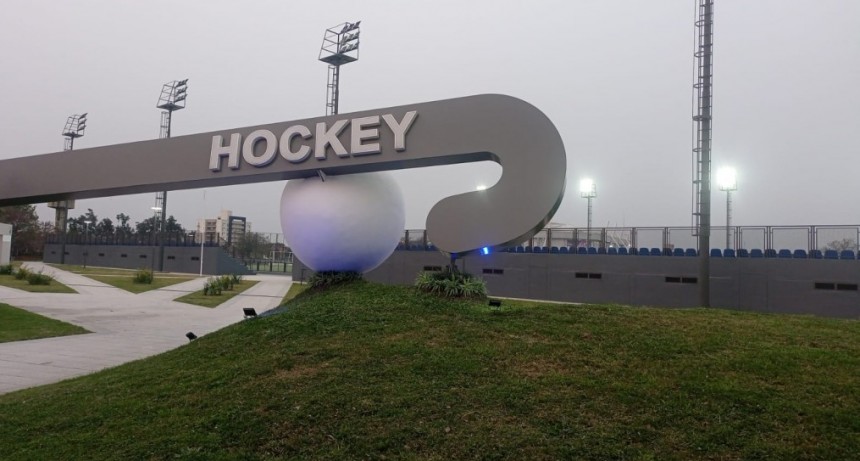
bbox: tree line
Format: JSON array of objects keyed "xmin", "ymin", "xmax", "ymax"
[{"xmin": 0, "ymin": 205, "xmax": 186, "ymax": 258}]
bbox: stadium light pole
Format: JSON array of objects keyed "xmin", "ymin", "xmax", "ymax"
[
  {"xmin": 717, "ymin": 167, "xmax": 738, "ymax": 250},
  {"xmin": 52, "ymin": 113, "xmax": 87, "ymax": 264},
  {"xmin": 579, "ymin": 178, "xmax": 597, "ymax": 247},
  {"xmin": 154, "ymin": 79, "xmax": 188, "ymax": 271},
  {"xmin": 319, "ymin": 21, "xmax": 361, "ymax": 115}
]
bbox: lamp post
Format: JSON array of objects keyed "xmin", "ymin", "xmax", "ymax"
[
  {"xmin": 82, "ymin": 219, "xmax": 93, "ymax": 268},
  {"xmin": 579, "ymin": 178, "xmax": 597, "ymax": 247},
  {"xmin": 717, "ymin": 167, "xmax": 738, "ymax": 250}
]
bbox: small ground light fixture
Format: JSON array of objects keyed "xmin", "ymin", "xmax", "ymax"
[
  {"xmin": 488, "ymin": 299, "xmax": 502, "ymax": 309},
  {"xmin": 243, "ymin": 307, "xmax": 258, "ymax": 318},
  {"xmin": 186, "ymin": 332, "xmax": 197, "ymax": 341}
]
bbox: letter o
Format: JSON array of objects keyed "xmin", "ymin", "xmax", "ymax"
[{"xmin": 242, "ymin": 130, "xmax": 278, "ymax": 167}]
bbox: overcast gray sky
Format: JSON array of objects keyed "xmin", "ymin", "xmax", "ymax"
[{"xmin": 1, "ymin": 0, "xmax": 858, "ymax": 234}]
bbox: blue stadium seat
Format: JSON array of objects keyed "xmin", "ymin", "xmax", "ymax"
[
  {"xmin": 587, "ymin": 247, "xmax": 598, "ymax": 255},
  {"xmin": 723, "ymin": 249, "xmax": 736, "ymax": 258},
  {"xmin": 597, "ymin": 247, "xmax": 607, "ymax": 255},
  {"xmin": 559, "ymin": 246, "xmax": 569, "ymax": 254},
  {"xmin": 638, "ymin": 247, "xmax": 650, "ymax": 256},
  {"xmin": 618, "ymin": 247, "xmax": 628, "ymax": 255},
  {"xmin": 793, "ymin": 249, "xmax": 807, "ymax": 259},
  {"xmin": 710, "ymin": 248, "xmax": 723, "ymax": 258},
  {"xmin": 533, "ymin": 246, "xmax": 544, "ymax": 253},
  {"xmin": 840, "ymin": 250, "xmax": 855, "ymax": 260},
  {"xmin": 750, "ymin": 249, "xmax": 764, "ymax": 258},
  {"xmin": 577, "ymin": 247, "xmax": 587, "ymax": 255},
  {"xmin": 809, "ymin": 249, "xmax": 822, "ymax": 259},
  {"xmin": 608, "ymin": 247, "xmax": 618, "ymax": 255},
  {"xmin": 550, "ymin": 246, "xmax": 559, "ymax": 254},
  {"xmin": 685, "ymin": 248, "xmax": 697, "ymax": 257},
  {"xmin": 737, "ymin": 248, "xmax": 749, "ymax": 258},
  {"xmin": 515, "ymin": 246, "xmax": 525, "ymax": 253},
  {"xmin": 824, "ymin": 250, "xmax": 838, "ymax": 259},
  {"xmin": 650, "ymin": 248, "xmax": 662, "ymax": 256},
  {"xmin": 764, "ymin": 249, "xmax": 777, "ymax": 258},
  {"xmin": 672, "ymin": 248, "xmax": 685, "ymax": 257},
  {"xmin": 525, "ymin": 246, "xmax": 533, "ymax": 253},
  {"xmin": 777, "ymin": 249, "xmax": 792, "ymax": 259}
]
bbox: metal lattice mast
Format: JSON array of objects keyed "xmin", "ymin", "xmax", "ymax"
[
  {"xmin": 692, "ymin": 0, "xmax": 714, "ymax": 307},
  {"xmin": 50, "ymin": 113, "xmax": 87, "ymax": 264},
  {"xmin": 153, "ymin": 79, "xmax": 188, "ymax": 234},
  {"xmin": 319, "ymin": 21, "xmax": 361, "ymax": 115}
]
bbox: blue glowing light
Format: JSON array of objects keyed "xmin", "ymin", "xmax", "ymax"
[{"xmin": 481, "ymin": 247, "xmax": 490, "ymax": 255}]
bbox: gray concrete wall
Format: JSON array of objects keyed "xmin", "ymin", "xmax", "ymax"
[
  {"xmin": 43, "ymin": 244, "xmax": 252, "ymax": 275},
  {"xmin": 293, "ymin": 251, "xmax": 860, "ymax": 318}
]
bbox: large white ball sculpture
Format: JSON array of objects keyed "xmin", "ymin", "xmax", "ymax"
[{"xmin": 280, "ymin": 172, "xmax": 405, "ymax": 273}]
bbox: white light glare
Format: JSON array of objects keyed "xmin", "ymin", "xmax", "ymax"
[
  {"xmin": 476, "ymin": 185, "xmax": 487, "ymax": 191},
  {"xmin": 579, "ymin": 178, "xmax": 596, "ymax": 197},
  {"xmin": 716, "ymin": 167, "xmax": 737, "ymax": 191}
]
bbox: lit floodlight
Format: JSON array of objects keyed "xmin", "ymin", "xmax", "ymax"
[
  {"xmin": 476, "ymin": 185, "xmax": 487, "ymax": 191},
  {"xmin": 717, "ymin": 167, "xmax": 738, "ymax": 250},
  {"xmin": 717, "ymin": 167, "xmax": 737, "ymax": 191},
  {"xmin": 579, "ymin": 178, "xmax": 597, "ymax": 248},
  {"xmin": 151, "ymin": 206, "xmax": 162, "ymax": 211},
  {"xmin": 579, "ymin": 178, "xmax": 596, "ymax": 198}
]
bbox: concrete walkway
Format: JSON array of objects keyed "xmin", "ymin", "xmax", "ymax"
[{"xmin": 0, "ymin": 262, "xmax": 292, "ymax": 395}]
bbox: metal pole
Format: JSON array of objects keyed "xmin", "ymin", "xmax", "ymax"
[
  {"xmin": 332, "ymin": 65, "xmax": 341, "ymax": 115},
  {"xmin": 83, "ymin": 224, "xmax": 89, "ymax": 269},
  {"xmin": 696, "ymin": 0, "xmax": 714, "ymax": 307},
  {"xmin": 586, "ymin": 196, "xmax": 593, "ymax": 247},
  {"xmin": 725, "ymin": 189, "xmax": 732, "ymax": 250},
  {"xmin": 199, "ymin": 189, "xmax": 205, "ymax": 276}
]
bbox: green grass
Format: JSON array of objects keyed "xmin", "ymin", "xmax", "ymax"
[
  {"xmin": 47, "ymin": 264, "xmax": 198, "ymax": 293},
  {"xmin": 0, "ymin": 273, "xmax": 76, "ymax": 293},
  {"xmin": 0, "ymin": 303, "xmax": 89, "ymax": 343},
  {"xmin": 281, "ymin": 282, "xmax": 308, "ymax": 304},
  {"xmin": 174, "ymin": 280, "xmax": 259, "ymax": 307},
  {"xmin": 0, "ymin": 282, "xmax": 858, "ymax": 460}
]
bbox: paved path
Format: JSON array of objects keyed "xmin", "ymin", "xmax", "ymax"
[{"xmin": 0, "ymin": 263, "xmax": 292, "ymax": 395}]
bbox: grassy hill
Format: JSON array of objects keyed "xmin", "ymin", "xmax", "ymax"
[{"xmin": 0, "ymin": 281, "xmax": 858, "ymax": 460}]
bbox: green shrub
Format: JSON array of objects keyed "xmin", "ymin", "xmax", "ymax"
[
  {"xmin": 203, "ymin": 277, "xmax": 222, "ymax": 296},
  {"xmin": 0, "ymin": 264, "xmax": 13, "ymax": 275},
  {"xmin": 308, "ymin": 271, "xmax": 363, "ymax": 288},
  {"xmin": 230, "ymin": 273, "xmax": 243, "ymax": 284},
  {"xmin": 415, "ymin": 269, "xmax": 487, "ymax": 299},
  {"xmin": 133, "ymin": 268, "xmax": 154, "ymax": 284},
  {"xmin": 14, "ymin": 266, "xmax": 31, "ymax": 280},
  {"xmin": 26, "ymin": 270, "xmax": 53, "ymax": 286}
]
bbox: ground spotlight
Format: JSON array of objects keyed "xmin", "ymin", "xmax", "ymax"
[
  {"xmin": 488, "ymin": 299, "xmax": 502, "ymax": 309},
  {"xmin": 243, "ymin": 307, "xmax": 258, "ymax": 319},
  {"xmin": 186, "ymin": 332, "xmax": 197, "ymax": 341}
]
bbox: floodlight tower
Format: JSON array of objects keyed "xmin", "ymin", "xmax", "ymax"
[
  {"xmin": 692, "ymin": 0, "xmax": 714, "ymax": 307},
  {"xmin": 717, "ymin": 167, "xmax": 737, "ymax": 250},
  {"xmin": 49, "ymin": 113, "xmax": 87, "ymax": 264},
  {"xmin": 319, "ymin": 21, "xmax": 361, "ymax": 115},
  {"xmin": 579, "ymin": 178, "xmax": 597, "ymax": 247},
  {"xmin": 153, "ymin": 79, "xmax": 187, "ymax": 270}
]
